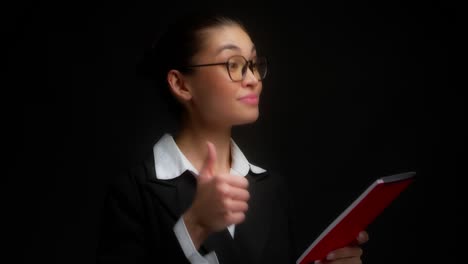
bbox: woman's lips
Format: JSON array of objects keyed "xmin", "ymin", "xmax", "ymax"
[{"xmin": 238, "ymin": 94, "xmax": 259, "ymax": 105}]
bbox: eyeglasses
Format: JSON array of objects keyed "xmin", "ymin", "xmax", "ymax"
[{"xmin": 186, "ymin": 55, "xmax": 268, "ymax": 82}]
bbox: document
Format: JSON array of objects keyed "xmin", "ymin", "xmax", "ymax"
[{"xmin": 296, "ymin": 171, "xmax": 416, "ymax": 264}]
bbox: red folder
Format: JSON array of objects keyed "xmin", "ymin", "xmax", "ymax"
[{"xmin": 296, "ymin": 171, "xmax": 416, "ymax": 264}]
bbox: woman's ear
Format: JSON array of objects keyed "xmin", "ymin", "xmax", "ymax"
[{"xmin": 167, "ymin": 69, "xmax": 192, "ymax": 102}]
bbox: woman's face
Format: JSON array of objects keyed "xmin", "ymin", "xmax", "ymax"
[{"xmin": 184, "ymin": 25, "xmax": 263, "ymax": 128}]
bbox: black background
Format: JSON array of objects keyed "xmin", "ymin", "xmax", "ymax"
[{"xmin": 3, "ymin": 0, "xmax": 463, "ymax": 263}]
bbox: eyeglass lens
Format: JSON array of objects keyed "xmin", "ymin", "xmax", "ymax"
[{"xmin": 227, "ymin": 56, "xmax": 267, "ymax": 81}]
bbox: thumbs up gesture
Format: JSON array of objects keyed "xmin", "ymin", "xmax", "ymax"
[{"xmin": 183, "ymin": 141, "xmax": 250, "ymax": 248}]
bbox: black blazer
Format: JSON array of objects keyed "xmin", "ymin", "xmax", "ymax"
[{"xmin": 96, "ymin": 153, "xmax": 297, "ymax": 264}]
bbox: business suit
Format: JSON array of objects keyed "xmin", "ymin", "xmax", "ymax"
[{"xmin": 96, "ymin": 152, "xmax": 297, "ymax": 264}]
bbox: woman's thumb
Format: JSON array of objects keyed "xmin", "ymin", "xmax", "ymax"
[{"xmin": 198, "ymin": 141, "xmax": 217, "ymax": 182}]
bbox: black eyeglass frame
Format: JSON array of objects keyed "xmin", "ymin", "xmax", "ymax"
[{"xmin": 185, "ymin": 55, "xmax": 268, "ymax": 82}]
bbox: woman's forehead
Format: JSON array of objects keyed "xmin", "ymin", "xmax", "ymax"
[{"xmin": 199, "ymin": 25, "xmax": 255, "ymax": 56}]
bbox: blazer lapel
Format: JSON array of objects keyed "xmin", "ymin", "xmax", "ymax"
[
  {"xmin": 174, "ymin": 170, "xmax": 197, "ymax": 214},
  {"xmin": 142, "ymin": 155, "xmax": 270, "ymax": 263},
  {"xmin": 144, "ymin": 157, "xmax": 241, "ymax": 263},
  {"xmin": 143, "ymin": 156, "xmax": 196, "ymax": 221},
  {"xmin": 234, "ymin": 170, "xmax": 272, "ymax": 264}
]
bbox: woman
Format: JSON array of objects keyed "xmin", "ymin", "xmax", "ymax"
[{"xmin": 96, "ymin": 13, "xmax": 368, "ymax": 264}]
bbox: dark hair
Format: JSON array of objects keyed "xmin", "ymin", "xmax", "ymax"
[{"xmin": 145, "ymin": 13, "xmax": 247, "ymax": 120}]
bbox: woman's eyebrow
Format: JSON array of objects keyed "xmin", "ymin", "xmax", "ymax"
[
  {"xmin": 215, "ymin": 44, "xmax": 256, "ymax": 55},
  {"xmin": 216, "ymin": 44, "xmax": 241, "ymax": 54}
]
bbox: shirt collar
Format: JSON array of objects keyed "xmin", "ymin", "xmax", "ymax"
[{"xmin": 153, "ymin": 133, "xmax": 266, "ymax": 180}]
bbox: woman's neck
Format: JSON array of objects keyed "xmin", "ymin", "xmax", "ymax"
[{"xmin": 175, "ymin": 121, "xmax": 232, "ymax": 175}]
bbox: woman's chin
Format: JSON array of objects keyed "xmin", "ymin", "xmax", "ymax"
[{"xmin": 234, "ymin": 112, "xmax": 260, "ymax": 125}]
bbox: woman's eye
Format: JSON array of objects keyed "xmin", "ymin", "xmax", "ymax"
[{"xmin": 228, "ymin": 62, "xmax": 240, "ymax": 70}]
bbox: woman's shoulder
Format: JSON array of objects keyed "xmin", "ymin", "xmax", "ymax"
[{"xmin": 106, "ymin": 151, "xmax": 156, "ymax": 191}]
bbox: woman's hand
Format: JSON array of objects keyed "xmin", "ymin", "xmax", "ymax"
[
  {"xmin": 183, "ymin": 141, "xmax": 250, "ymax": 249},
  {"xmin": 315, "ymin": 231, "xmax": 369, "ymax": 264}
]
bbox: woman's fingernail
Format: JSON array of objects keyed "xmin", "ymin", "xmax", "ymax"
[
  {"xmin": 326, "ymin": 253, "xmax": 334, "ymax": 260},
  {"xmin": 314, "ymin": 261, "xmax": 321, "ymax": 264},
  {"xmin": 357, "ymin": 232, "xmax": 363, "ymax": 240},
  {"xmin": 358, "ymin": 231, "xmax": 367, "ymax": 242}
]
